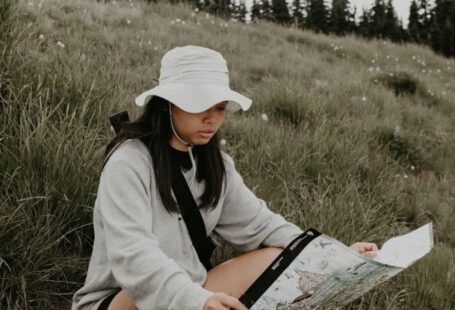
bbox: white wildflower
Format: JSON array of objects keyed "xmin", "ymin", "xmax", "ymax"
[
  {"xmin": 371, "ymin": 59, "xmax": 376, "ymax": 64},
  {"xmin": 386, "ymin": 55, "xmax": 390, "ymax": 59},
  {"xmin": 176, "ymin": 18, "xmax": 181, "ymax": 23},
  {"xmin": 389, "ymin": 73, "xmax": 394, "ymax": 77},
  {"xmin": 220, "ymin": 139, "xmax": 227, "ymax": 146},
  {"xmin": 394, "ymin": 126, "xmax": 401, "ymax": 136},
  {"xmin": 362, "ymin": 96, "xmax": 367, "ymax": 102},
  {"xmin": 56, "ymin": 41, "xmax": 65, "ymax": 48},
  {"xmin": 261, "ymin": 113, "xmax": 269, "ymax": 121},
  {"xmin": 403, "ymin": 174, "xmax": 408, "ymax": 179},
  {"xmin": 224, "ymin": 23, "xmax": 228, "ymax": 27},
  {"xmin": 126, "ymin": 19, "xmax": 131, "ymax": 24},
  {"xmin": 39, "ymin": 34, "xmax": 45, "ymax": 40},
  {"xmin": 422, "ymin": 69, "xmax": 426, "ymax": 73},
  {"xmin": 411, "ymin": 165, "xmax": 415, "ymax": 170},
  {"xmin": 154, "ymin": 46, "xmax": 158, "ymax": 51},
  {"xmin": 171, "ymin": 20, "xmax": 175, "ymax": 25},
  {"xmin": 148, "ymin": 41, "xmax": 152, "ymax": 45},
  {"xmin": 206, "ymin": 13, "xmax": 210, "ymax": 19},
  {"xmin": 182, "ymin": 21, "xmax": 186, "ymax": 25},
  {"xmin": 138, "ymin": 42, "xmax": 142, "ymax": 47},
  {"xmin": 437, "ymin": 69, "xmax": 441, "ymax": 73},
  {"xmin": 130, "ymin": 2, "xmax": 134, "ymax": 7},
  {"xmin": 412, "ymin": 55, "xmax": 416, "ymax": 60},
  {"xmin": 191, "ymin": 13, "xmax": 195, "ymax": 17},
  {"xmin": 194, "ymin": 8, "xmax": 199, "ymax": 12}
]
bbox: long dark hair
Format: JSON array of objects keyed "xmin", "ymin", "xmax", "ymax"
[{"xmin": 104, "ymin": 96, "xmax": 226, "ymax": 213}]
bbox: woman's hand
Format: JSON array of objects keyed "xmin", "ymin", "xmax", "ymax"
[
  {"xmin": 204, "ymin": 292, "xmax": 248, "ymax": 310},
  {"xmin": 350, "ymin": 242, "xmax": 379, "ymax": 258}
]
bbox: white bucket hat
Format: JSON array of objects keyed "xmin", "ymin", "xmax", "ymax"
[{"xmin": 134, "ymin": 45, "xmax": 252, "ymax": 113}]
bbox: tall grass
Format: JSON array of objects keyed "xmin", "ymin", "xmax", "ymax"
[{"xmin": 1, "ymin": 0, "xmax": 455, "ymax": 308}]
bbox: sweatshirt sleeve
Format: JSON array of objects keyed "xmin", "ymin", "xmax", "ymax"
[
  {"xmin": 98, "ymin": 151, "xmax": 213, "ymax": 310},
  {"xmin": 214, "ymin": 154, "xmax": 303, "ymax": 253}
]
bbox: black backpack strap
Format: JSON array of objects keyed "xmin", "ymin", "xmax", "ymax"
[{"xmin": 171, "ymin": 168, "xmax": 216, "ymax": 271}]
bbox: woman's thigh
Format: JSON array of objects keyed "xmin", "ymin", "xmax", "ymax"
[
  {"xmin": 107, "ymin": 291, "xmax": 137, "ymax": 310},
  {"xmin": 203, "ymin": 247, "xmax": 283, "ymax": 298}
]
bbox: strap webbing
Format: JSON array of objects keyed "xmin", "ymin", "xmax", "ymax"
[{"xmin": 171, "ymin": 168, "xmax": 216, "ymax": 271}]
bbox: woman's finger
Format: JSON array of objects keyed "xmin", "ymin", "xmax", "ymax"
[
  {"xmin": 350, "ymin": 242, "xmax": 379, "ymax": 254},
  {"xmin": 220, "ymin": 295, "xmax": 247, "ymax": 310}
]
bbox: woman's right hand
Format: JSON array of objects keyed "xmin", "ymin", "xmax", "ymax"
[{"xmin": 203, "ymin": 293, "xmax": 248, "ymax": 310}]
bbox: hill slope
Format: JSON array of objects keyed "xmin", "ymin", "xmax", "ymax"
[{"xmin": 1, "ymin": 0, "xmax": 454, "ymax": 308}]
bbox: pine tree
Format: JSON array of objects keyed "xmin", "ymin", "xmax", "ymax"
[
  {"xmin": 261, "ymin": 0, "xmax": 274, "ymax": 22},
  {"xmin": 251, "ymin": 0, "xmax": 262, "ymax": 22},
  {"xmin": 417, "ymin": 0, "xmax": 431, "ymax": 43},
  {"xmin": 430, "ymin": 0, "xmax": 455, "ymax": 57},
  {"xmin": 383, "ymin": 0, "xmax": 402, "ymax": 42},
  {"xmin": 329, "ymin": 0, "xmax": 352, "ymax": 35},
  {"xmin": 238, "ymin": 0, "xmax": 247, "ymax": 23},
  {"xmin": 370, "ymin": 0, "xmax": 387, "ymax": 38},
  {"xmin": 357, "ymin": 8, "xmax": 372, "ymax": 37},
  {"xmin": 408, "ymin": 0, "xmax": 420, "ymax": 42},
  {"xmin": 348, "ymin": 5, "xmax": 357, "ymax": 33},
  {"xmin": 272, "ymin": 0, "xmax": 291, "ymax": 25},
  {"xmin": 306, "ymin": 0, "xmax": 329, "ymax": 33},
  {"xmin": 204, "ymin": 0, "xmax": 232, "ymax": 18},
  {"xmin": 291, "ymin": 0, "xmax": 304, "ymax": 28}
]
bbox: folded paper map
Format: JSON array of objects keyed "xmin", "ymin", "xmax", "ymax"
[{"xmin": 239, "ymin": 223, "xmax": 433, "ymax": 309}]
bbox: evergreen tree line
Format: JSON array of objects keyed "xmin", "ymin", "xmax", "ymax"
[{"xmin": 187, "ymin": 0, "xmax": 455, "ymax": 58}]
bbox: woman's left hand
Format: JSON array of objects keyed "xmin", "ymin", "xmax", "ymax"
[{"xmin": 350, "ymin": 242, "xmax": 379, "ymax": 258}]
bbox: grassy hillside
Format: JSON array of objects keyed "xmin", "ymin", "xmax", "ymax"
[{"xmin": 1, "ymin": 0, "xmax": 454, "ymax": 308}]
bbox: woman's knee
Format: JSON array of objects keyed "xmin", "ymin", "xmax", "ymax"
[{"xmin": 203, "ymin": 246, "xmax": 284, "ymax": 297}]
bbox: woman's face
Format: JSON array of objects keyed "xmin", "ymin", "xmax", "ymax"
[{"xmin": 170, "ymin": 101, "xmax": 228, "ymax": 151}]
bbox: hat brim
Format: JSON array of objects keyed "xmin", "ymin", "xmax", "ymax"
[{"xmin": 135, "ymin": 83, "xmax": 252, "ymax": 113}]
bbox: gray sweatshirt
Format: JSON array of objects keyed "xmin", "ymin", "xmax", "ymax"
[{"xmin": 72, "ymin": 139, "xmax": 303, "ymax": 310}]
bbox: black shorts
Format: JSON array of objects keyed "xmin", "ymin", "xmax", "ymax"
[{"xmin": 98, "ymin": 291, "xmax": 120, "ymax": 310}]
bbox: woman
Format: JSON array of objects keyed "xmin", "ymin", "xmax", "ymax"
[{"xmin": 72, "ymin": 46, "xmax": 377, "ymax": 310}]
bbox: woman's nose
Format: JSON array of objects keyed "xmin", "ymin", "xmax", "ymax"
[{"xmin": 203, "ymin": 108, "xmax": 223, "ymax": 123}]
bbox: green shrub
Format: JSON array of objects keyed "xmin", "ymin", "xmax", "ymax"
[{"xmin": 376, "ymin": 71, "xmax": 418, "ymax": 96}]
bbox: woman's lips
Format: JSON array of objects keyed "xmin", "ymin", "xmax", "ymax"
[{"xmin": 198, "ymin": 130, "xmax": 214, "ymax": 139}]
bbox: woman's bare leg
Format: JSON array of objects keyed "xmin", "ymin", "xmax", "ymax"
[
  {"xmin": 108, "ymin": 291, "xmax": 138, "ymax": 310},
  {"xmin": 203, "ymin": 247, "xmax": 283, "ymax": 298},
  {"xmin": 107, "ymin": 247, "xmax": 282, "ymax": 309}
]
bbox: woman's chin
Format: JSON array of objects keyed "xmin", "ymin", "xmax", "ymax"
[{"xmin": 191, "ymin": 137, "xmax": 212, "ymax": 145}]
